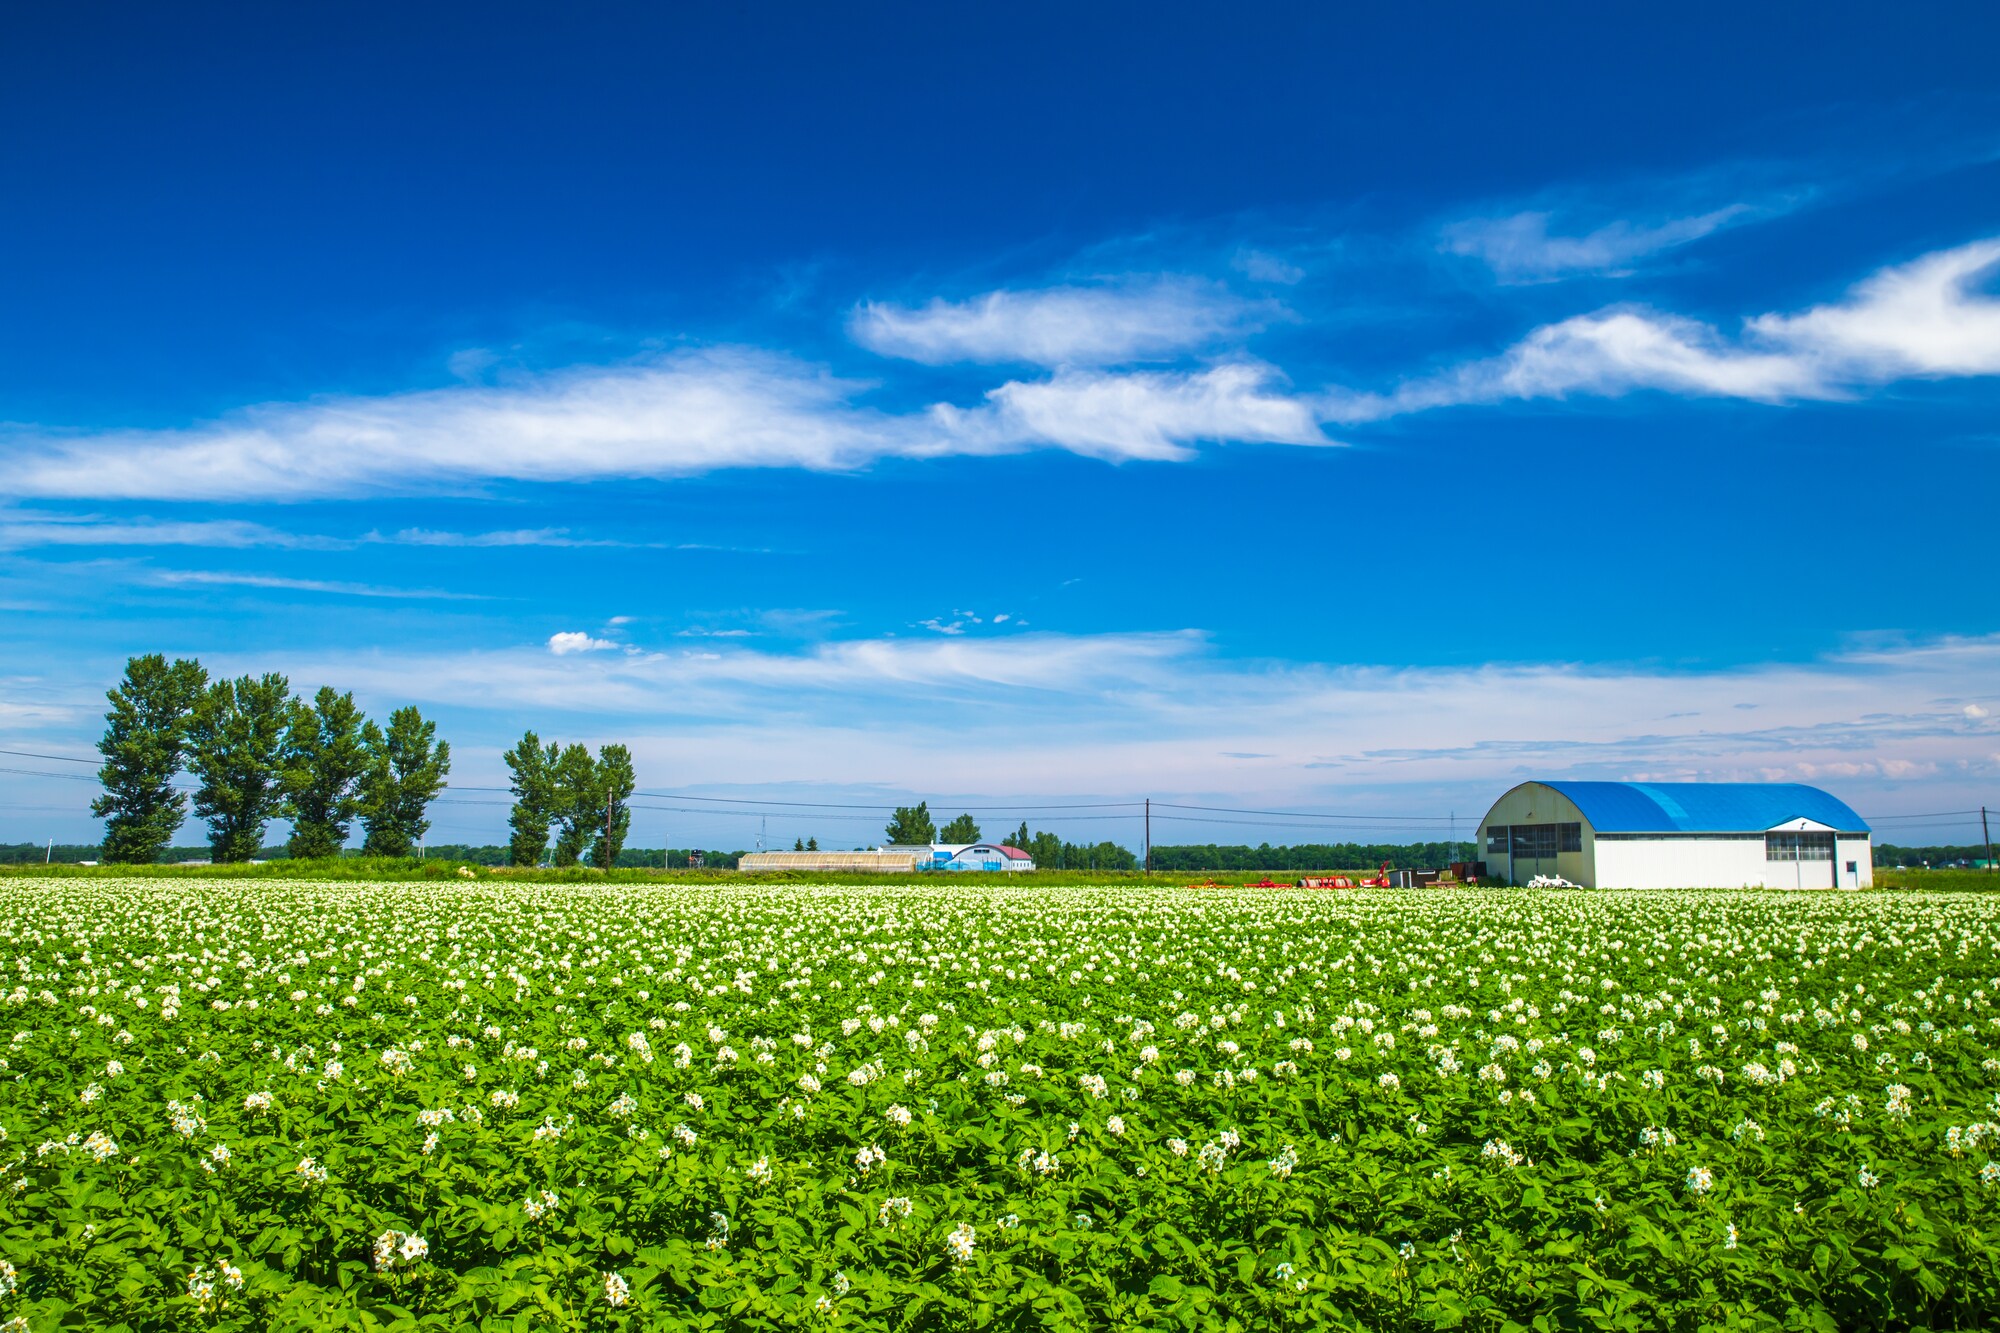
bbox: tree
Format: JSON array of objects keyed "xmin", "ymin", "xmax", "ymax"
[
  {"xmin": 940, "ymin": 813, "xmax": 981, "ymax": 843},
  {"xmin": 806, "ymin": 836, "xmax": 818, "ymax": 851},
  {"xmin": 885, "ymin": 801, "xmax": 935, "ymax": 845},
  {"xmin": 588, "ymin": 744, "xmax": 635, "ymax": 870},
  {"xmin": 1028, "ymin": 829, "xmax": 1063, "ymax": 868},
  {"xmin": 503, "ymin": 731, "xmax": 560, "ymax": 866},
  {"xmin": 1011, "ymin": 821, "xmax": 1030, "ymax": 850},
  {"xmin": 187, "ymin": 673, "xmax": 292, "ymax": 863},
  {"xmin": 92, "ymin": 654, "xmax": 207, "ymax": 864},
  {"xmin": 357, "ymin": 707, "xmax": 450, "ymax": 857},
  {"xmin": 794, "ymin": 838, "xmax": 805, "ymax": 851},
  {"xmin": 549, "ymin": 744, "xmax": 598, "ymax": 867},
  {"xmin": 280, "ymin": 687, "xmax": 370, "ymax": 859}
]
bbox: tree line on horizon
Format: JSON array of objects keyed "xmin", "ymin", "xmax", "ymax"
[{"xmin": 90, "ymin": 654, "xmax": 450, "ymax": 864}]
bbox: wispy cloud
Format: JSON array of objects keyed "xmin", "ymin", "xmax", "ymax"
[
  {"xmin": 151, "ymin": 570, "xmax": 488, "ymax": 600},
  {"xmin": 173, "ymin": 630, "xmax": 2000, "ymax": 813},
  {"xmin": 1329, "ymin": 237, "xmax": 2000, "ymax": 420},
  {"xmin": 0, "ymin": 512, "xmax": 335, "ymax": 551},
  {"xmin": 8, "ymin": 233, "xmax": 1996, "ymax": 501},
  {"xmin": 379, "ymin": 527, "xmax": 637, "ymax": 548},
  {"xmin": 8, "ymin": 350, "xmax": 918, "ymax": 500},
  {"xmin": 935, "ymin": 362, "xmax": 1328, "ymax": 462},
  {"xmin": 1441, "ymin": 205, "xmax": 1758, "ymax": 282},
  {"xmin": 850, "ymin": 278, "xmax": 1261, "ymax": 366},
  {"xmin": 6, "ymin": 344, "xmax": 1329, "ymax": 499}
]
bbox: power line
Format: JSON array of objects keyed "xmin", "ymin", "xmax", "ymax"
[
  {"xmin": 639, "ymin": 792, "xmax": 1143, "ymax": 812},
  {"xmin": 1150, "ymin": 812, "xmax": 1459, "ymax": 834},
  {"xmin": 1152, "ymin": 801, "xmax": 1448, "ymax": 822},
  {"xmin": 0, "ymin": 748, "xmax": 99, "ymax": 765},
  {"xmin": 0, "ymin": 765, "xmax": 106, "ymax": 784}
]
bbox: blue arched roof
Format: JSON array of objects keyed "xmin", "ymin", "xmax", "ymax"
[{"xmin": 1531, "ymin": 781, "xmax": 1869, "ymax": 834}]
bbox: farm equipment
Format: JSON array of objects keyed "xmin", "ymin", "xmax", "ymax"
[
  {"xmin": 1241, "ymin": 878, "xmax": 1289, "ymax": 889},
  {"xmin": 1296, "ymin": 876, "xmax": 1354, "ymax": 889},
  {"xmin": 1355, "ymin": 861, "xmax": 1393, "ymax": 888},
  {"xmin": 1185, "ymin": 880, "xmax": 1229, "ymax": 890}
]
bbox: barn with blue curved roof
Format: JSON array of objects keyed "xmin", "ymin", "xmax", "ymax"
[{"xmin": 1475, "ymin": 780, "xmax": 1872, "ymax": 889}]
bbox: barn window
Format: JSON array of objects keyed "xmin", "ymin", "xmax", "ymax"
[
  {"xmin": 1486, "ymin": 826, "xmax": 1508, "ymax": 854},
  {"xmin": 1558, "ymin": 823, "xmax": 1582, "ymax": 852},
  {"xmin": 1511, "ymin": 825, "xmax": 1558, "ymax": 860},
  {"xmin": 1765, "ymin": 831, "xmax": 1834, "ymax": 862}
]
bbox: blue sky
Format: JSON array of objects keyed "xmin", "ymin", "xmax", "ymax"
[{"xmin": 4, "ymin": 2, "xmax": 1998, "ymax": 852}]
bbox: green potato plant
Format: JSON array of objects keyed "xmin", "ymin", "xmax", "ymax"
[{"xmin": 2, "ymin": 881, "xmax": 1998, "ymax": 1330}]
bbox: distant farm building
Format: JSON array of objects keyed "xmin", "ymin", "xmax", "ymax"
[
  {"xmin": 737, "ymin": 850, "xmax": 919, "ymax": 873},
  {"xmin": 885, "ymin": 843, "xmax": 1038, "ymax": 872},
  {"xmin": 1476, "ymin": 781, "xmax": 1872, "ymax": 889}
]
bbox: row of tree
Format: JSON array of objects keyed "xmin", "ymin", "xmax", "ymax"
[
  {"xmin": 501, "ymin": 732, "xmax": 636, "ymax": 867},
  {"xmin": 1875, "ymin": 843, "xmax": 1997, "ymax": 867},
  {"xmin": 92, "ymin": 655, "xmax": 450, "ymax": 864},
  {"xmin": 883, "ymin": 801, "xmax": 982, "ymax": 845},
  {"xmin": 1145, "ymin": 841, "xmax": 1475, "ymax": 871}
]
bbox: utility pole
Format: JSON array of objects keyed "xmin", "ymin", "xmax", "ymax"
[
  {"xmin": 44, "ymin": 838, "xmax": 52, "ymax": 864},
  {"xmin": 1985, "ymin": 806, "xmax": 1994, "ymax": 874},
  {"xmin": 1144, "ymin": 798, "xmax": 1151, "ymax": 876}
]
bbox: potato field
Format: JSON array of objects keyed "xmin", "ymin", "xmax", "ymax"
[{"xmin": 3, "ymin": 880, "xmax": 1999, "ymax": 1331}]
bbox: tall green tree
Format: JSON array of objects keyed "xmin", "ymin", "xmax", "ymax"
[
  {"xmin": 279, "ymin": 687, "xmax": 370, "ymax": 860},
  {"xmin": 549, "ymin": 743, "xmax": 598, "ymax": 867},
  {"xmin": 589, "ymin": 744, "xmax": 636, "ymax": 870},
  {"xmin": 357, "ymin": 707, "xmax": 450, "ymax": 857},
  {"xmin": 92, "ymin": 654, "xmax": 208, "ymax": 864},
  {"xmin": 1010, "ymin": 820, "xmax": 1031, "ymax": 849},
  {"xmin": 187, "ymin": 672, "xmax": 292, "ymax": 863},
  {"xmin": 940, "ymin": 812, "xmax": 981, "ymax": 843},
  {"xmin": 502, "ymin": 730, "xmax": 559, "ymax": 867},
  {"xmin": 885, "ymin": 801, "xmax": 935, "ymax": 845},
  {"xmin": 1028, "ymin": 830, "xmax": 1063, "ymax": 868}
]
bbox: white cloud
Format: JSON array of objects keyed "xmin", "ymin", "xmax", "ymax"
[
  {"xmin": 934, "ymin": 362, "xmax": 1328, "ymax": 462},
  {"xmin": 7, "ymin": 349, "xmax": 924, "ymax": 501},
  {"xmin": 381, "ymin": 527, "xmax": 634, "ymax": 548},
  {"xmin": 548, "ymin": 631, "xmax": 618, "ymax": 655},
  {"xmin": 1749, "ymin": 238, "xmax": 2000, "ymax": 379},
  {"xmin": 151, "ymin": 570, "xmax": 486, "ymax": 600},
  {"xmin": 1441, "ymin": 205, "xmax": 1754, "ymax": 281},
  {"xmin": 173, "ymin": 629, "xmax": 2000, "ymax": 811},
  {"xmin": 1232, "ymin": 249, "xmax": 1306, "ymax": 285},
  {"xmin": 850, "ymin": 278, "xmax": 1259, "ymax": 366},
  {"xmin": 1330, "ymin": 237, "xmax": 2000, "ymax": 421},
  {"xmin": 12, "ymin": 629, "xmax": 2000, "ymax": 839},
  {"xmin": 0, "ymin": 512, "xmax": 330, "ymax": 551},
  {"xmin": 6, "ymin": 344, "xmax": 1331, "ymax": 499}
]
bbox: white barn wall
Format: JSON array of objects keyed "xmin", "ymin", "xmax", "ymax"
[
  {"xmin": 1836, "ymin": 836, "xmax": 1873, "ymax": 889},
  {"xmin": 1593, "ymin": 837, "xmax": 1776, "ymax": 890}
]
